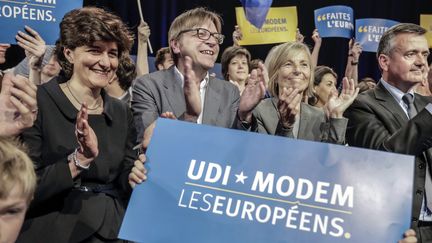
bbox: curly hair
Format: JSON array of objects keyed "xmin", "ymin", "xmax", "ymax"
[
  {"xmin": 55, "ymin": 7, "xmax": 134, "ymax": 79},
  {"xmin": 116, "ymin": 55, "xmax": 136, "ymax": 91}
]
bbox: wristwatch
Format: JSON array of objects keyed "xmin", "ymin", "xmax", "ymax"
[{"xmin": 68, "ymin": 148, "xmax": 90, "ymax": 170}]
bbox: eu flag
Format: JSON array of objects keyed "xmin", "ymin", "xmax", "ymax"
[{"xmin": 239, "ymin": 0, "xmax": 273, "ymax": 29}]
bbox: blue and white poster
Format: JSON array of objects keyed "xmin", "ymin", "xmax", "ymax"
[
  {"xmin": 355, "ymin": 18, "xmax": 399, "ymax": 52},
  {"xmin": 120, "ymin": 119, "xmax": 414, "ymax": 243},
  {"xmin": 314, "ymin": 5, "xmax": 354, "ymax": 38},
  {"xmin": 0, "ymin": 0, "xmax": 83, "ymax": 44}
]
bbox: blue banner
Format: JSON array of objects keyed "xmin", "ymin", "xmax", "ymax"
[
  {"xmin": 120, "ymin": 119, "xmax": 414, "ymax": 243},
  {"xmin": 355, "ymin": 18, "xmax": 399, "ymax": 52},
  {"xmin": 239, "ymin": 0, "xmax": 273, "ymax": 29},
  {"xmin": 314, "ymin": 5, "xmax": 354, "ymax": 39},
  {"xmin": 0, "ymin": 0, "xmax": 83, "ymax": 45}
]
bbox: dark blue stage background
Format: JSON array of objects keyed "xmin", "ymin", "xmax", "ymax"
[{"xmin": 2, "ymin": 0, "xmax": 431, "ymax": 83}]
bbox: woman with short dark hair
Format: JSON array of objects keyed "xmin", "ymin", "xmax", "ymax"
[
  {"xmin": 18, "ymin": 7, "xmax": 137, "ymax": 242},
  {"xmin": 309, "ymin": 65, "xmax": 338, "ymax": 107},
  {"xmin": 221, "ymin": 46, "xmax": 251, "ymax": 94}
]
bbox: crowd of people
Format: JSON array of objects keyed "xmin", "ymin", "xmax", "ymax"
[{"xmin": 0, "ymin": 5, "xmax": 431, "ymax": 243}]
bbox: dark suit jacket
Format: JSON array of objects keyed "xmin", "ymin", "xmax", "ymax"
[
  {"xmin": 252, "ymin": 97, "xmax": 347, "ymax": 144},
  {"xmin": 345, "ymin": 82, "xmax": 432, "ymax": 227},
  {"xmin": 131, "ymin": 66, "xmax": 240, "ymax": 142},
  {"xmin": 18, "ymin": 78, "xmax": 136, "ymax": 243}
]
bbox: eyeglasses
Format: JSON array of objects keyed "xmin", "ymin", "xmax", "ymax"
[{"xmin": 177, "ymin": 28, "xmax": 225, "ymax": 45}]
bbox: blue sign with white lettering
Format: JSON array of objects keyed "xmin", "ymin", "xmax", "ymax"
[
  {"xmin": 355, "ymin": 18, "xmax": 399, "ymax": 52},
  {"xmin": 0, "ymin": 0, "xmax": 83, "ymax": 44},
  {"xmin": 314, "ymin": 5, "xmax": 354, "ymax": 38},
  {"xmin": 120, "ymin": 119, "xmax": 414, "ymax": 243}
]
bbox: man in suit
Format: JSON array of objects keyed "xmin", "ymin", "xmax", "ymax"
[
  {"xmin": 132, "ymin": 7, "xmax": 265, "ymax": 143},
  {"xmin": 344, "ymin": 23, "xmax": 432, "ymax": 241}
]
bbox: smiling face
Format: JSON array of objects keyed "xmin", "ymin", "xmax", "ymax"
[
  {"xmin": 379, "ymin": 33, "xmax": 429, "ymax": 92},
  {"xmin": 277, "ymin": 50, "xmax": 311, "ymax": 97},
  {"xmin": 64, "ymin": 40, "xmax": 118, "ymax": 89},
  {"xmin": 171, "ymin": 20, "xmax": 220, "ymax": 74},
  {"xmin": 227, "ymin": 54, "xmax": 249, "ymax": 83},
  {"xmin": 0, "ymin": 185, "xmax": 28, "ymax": 243},
  {"xmin": 0, "ymin": 44, "xmax": 10, "ymax": 64}
]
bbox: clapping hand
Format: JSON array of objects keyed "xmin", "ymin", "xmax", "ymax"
[
  {"xmin": 238, "ymin": 62, "xmax": 267, "ymax": 123},
  {"xmin": 324, "ymin": 77, "xmax": 359, "ymax": 118},
  {"xmin": 0, "ymin": 73, "xmax": 37, "ymax": 136},
  {"xmin": 75, "ymin": 103, "xmax": 98, "ymax": 160},
  {"xmin": 278, "ymin": 87, "xmax": 302, "ymax": 128},
  {"xmin": 16, "ymin": 26, "xmax": 46, "ymax": 70},
  {"xmin": 183, "ymin": 56, "xmax": 201, "ymax": 122}
]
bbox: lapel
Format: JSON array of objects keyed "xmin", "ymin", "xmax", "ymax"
[
  {"xmin": 414, "ymin": 94, "xmax": 432, "ymax": 164},
  {"xmin": 43, "ymin": 77, "xmax": 114, "ymax": 124},
  {"xmin": 414, "ymin": 93, "xmax": 429, "ymax": 112},
  {"xmin": 162, "ymin": 67, "xmax": 186, "ymax": 118},
  {"xmin": 374, "ymin": 82, "xmax": 408, "ymax": 127},
  {"xmin": 202, "ymin": 77, "xmax": 222, "ymax": 124},
  {"xmin": 298, "ymin": 103, "xmax": 310, "ymax": 140}
]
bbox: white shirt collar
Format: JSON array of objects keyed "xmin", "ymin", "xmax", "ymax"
[
  {"xmin": 380, "ymin": 78, "xmax": 415, "ymax": 118},
  {"xmin": 174, "ymin": 66, "xmax": 209, "ymax": 88}
]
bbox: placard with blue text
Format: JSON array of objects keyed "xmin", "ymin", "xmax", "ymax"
[
  {"xmin": 120, "ymin": 119, "xmax": 414, "ymax": 243},
  {"xmin": 314, "ymin": 5, "xmax": 354, "ymax": 38},
  {"xmin": 355, "ymin": 18, "xmax": 399, "ymax": 52},
  {"xmin": 0, "ymin": 0, "xmax": 83, "ymax": 44}
]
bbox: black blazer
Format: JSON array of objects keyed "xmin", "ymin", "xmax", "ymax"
[
  {"xmin": 344, "ymin": 81, "xmax": 432, "ymax": 227},
  {"xmin": 18, "ymin": 78, "xmax": 137, "ymax": 243}
]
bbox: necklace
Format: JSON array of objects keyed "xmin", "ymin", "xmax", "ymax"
[{"xmin": 65, "ymin": 82, "xmax": 102, "ymax": 111}]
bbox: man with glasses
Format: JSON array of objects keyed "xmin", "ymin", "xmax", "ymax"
[{"xmin": 132, "ymin": 7, "xmax": 266, "ymax": 143}]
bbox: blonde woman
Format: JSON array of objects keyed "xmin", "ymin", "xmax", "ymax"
[{"xmin": 244, "ymin": 41, "xmax": 358, "ymax": 143}]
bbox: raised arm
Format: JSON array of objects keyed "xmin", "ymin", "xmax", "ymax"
[
  {"xmin": 15, "ymin": 26, "xmax": 47, "ymax": 85},
  {"xmin": 136, "ymin": 21, "xmax": 150, "ymax": 76},
  {"xmin": 344, "ymin": 39, "xmax": 362, "ymax": 85},
  {"xmin": 310, "ymin": 29, "xmax": 321, "ymax": 68}
]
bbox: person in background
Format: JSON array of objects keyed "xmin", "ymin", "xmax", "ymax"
[
  {"xmin": 344, "ymin": 38, "xmax": 363, "ymax": 85},
  {"xmin": 18, "ymin": 7, "xmax": 138, "ymax": 242},
  {"xmin": 12, "ymin": 45, "xmax": 57, "ymax": 84},
  {"xmin": 105, "ymin": 54, "xmax": 137, "ymax": 106},
  {"xmin": 357, "ymin": 77, "xmax": 377, "ymax": 93},
  {"xmin": 154, "ymin": 47, "xmax": 174, "ymax": 71},
  {"xmin": 415, "ymin": 64, "xmax": 432, "ymax": 96},
  {"xmin": 0, "ymin": 138, "xmax": 36, "ymax": 243},
  {"xmin": 40, "ymin": 54, "xmax": 61, "ymax": 84},
  {"xmin": 221, "ymin": 46, "xmax": 251, "ymax": 95},
  {"xmin": 232, "ymin": 25, "xmax": 242, "ymax": 47},
  {"xmin": 309, "ymin": 65, "xmax": 338, "ymax": 108}
]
